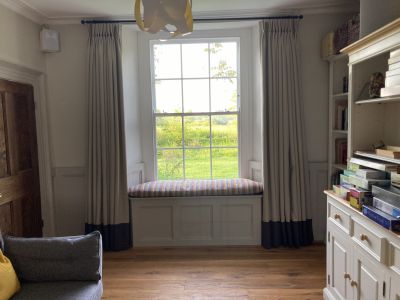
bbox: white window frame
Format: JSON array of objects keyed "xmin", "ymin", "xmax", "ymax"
[
  {"xmin": 150, "ymin": 37, "xmax": 241, "ymax": 180},
  {"xmin": 138, "ymin": 28, "xmax": 254, "ymax": 181}
]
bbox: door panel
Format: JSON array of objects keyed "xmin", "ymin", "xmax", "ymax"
[
  {"xmin": 353, "ymin": 247, "xmax": 385, "ymax": 300},
  {"xmin": 328, "ymin": 222, "xmax": 353, "ymax": 300},
  {"xmin": 0, "ymin": 79, "xmax": 42, "ymax": 237}
]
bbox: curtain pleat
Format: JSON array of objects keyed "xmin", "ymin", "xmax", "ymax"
[
  {"xmin": 86, "ymin": 24, "xmax": 132, "ymax": 251},
  {"xmin": 261, "ymin": 19, "xmax": 313, "ymax": 248}
]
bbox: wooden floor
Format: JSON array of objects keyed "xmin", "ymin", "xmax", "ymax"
[{"xmin": 103, "ymin": 244, "xmax": 325, "ymax": 300}]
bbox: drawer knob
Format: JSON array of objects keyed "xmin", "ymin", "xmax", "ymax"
[
  {"xmin": 334, "ymin": 214, "xmax": 341, "ymax": 220},
  {"xmin": 360, "ymin": 234, "xmax": 368, "ymax": 242},
  {"xmin": 351, "ymin": 280, "xmax": 357, "ymax": 287},
  {"xmin": 344, "ymin": 273, "xmax": 351, "ymax": 280}
]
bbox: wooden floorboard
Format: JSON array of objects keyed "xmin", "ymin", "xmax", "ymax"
[{"xmin": 102, "ymin": 244, "xmax": 325, "ymax": 300}]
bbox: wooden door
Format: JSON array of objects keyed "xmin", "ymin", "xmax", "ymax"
[
  {"xmin": 0, "ymin": 79, "xmax": 42, "ymax": 237},
  {"xmin": 328, "ymin": 224, "xmax": 354, "ymax": 300}
]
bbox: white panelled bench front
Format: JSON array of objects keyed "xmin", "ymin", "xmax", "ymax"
[{"xmin": 129, "ymin": 178, "xmax": 263, "ymax": 246}]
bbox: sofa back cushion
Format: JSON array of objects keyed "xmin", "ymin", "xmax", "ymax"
[{"xmin": 4, "ymin": 231, "xmax": 102, "ymax": 282}]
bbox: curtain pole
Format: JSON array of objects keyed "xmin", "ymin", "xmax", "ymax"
[{"xmin": 81, "ymin": 15, "xmax": 303, "ymax": 25}]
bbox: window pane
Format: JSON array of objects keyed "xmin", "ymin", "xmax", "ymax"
[
  {"xmin": 182, "ymin": 43, "xmax": 209, "ymax": 78},
  {"xmin": 155, "ymin": 80, "xmax": 182, "ymax": 113},
  {"xmin": 210, "ymin": 42, "xmax": 237, "ymax": 78},
  {"xmin": 212, "ymin": 148, "xmax": 238, "ymax": 179},
  {"xmin": 184, "ymin": 116, "xmax": 210, "ymax": 147},
  {"xmin": 211, "ymin": 115, "xmax": 238, "ymax": 147},
  {"xmin": 183, "ymin": 79, "xmax": 209, "ymax": 112},
  {"xmin": 156, "ymin": 116, "xmax": 182, "ymax": 148},
  {"xmin": 154, "ymin": 44, "xmax": 181, "ymax": 79},
  {"xmin": 185, "ymin": 149, "xmax": 210, "ymax": 179},
  {"xmin": 211, "ymin": 78, "xmax": 238, "ymax": 112},
  {"xmin": 157, "ymin": 149, "xmax": 183, "ymax": 179}
]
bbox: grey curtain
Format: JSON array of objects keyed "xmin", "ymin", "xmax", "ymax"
[
  {"xmin": 85, "ymin": 24, "xmax": 131, "ymax": 251},
  {"xmin": 260, "ymin": 19, "xmax": 313, "ymax": 248}
]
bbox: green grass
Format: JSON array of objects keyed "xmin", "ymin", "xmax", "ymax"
[{"xmin": 156, "ymin": 115, "xmax": 239, "ymax": 179}]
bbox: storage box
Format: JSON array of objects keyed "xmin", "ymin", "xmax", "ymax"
[
  {"xmin": 376, "ymin": 146, "xmax": 400, "ymax": 159},
  {"xmin": 356, "ymin": 168, "xmax": 386, "ymax": 180},
  {"xmin": 373, "ymin": 197, "xmax": 400, "ymax": 219},
  {"xmin": 372, "ymin": 185, "xmax": 400, "ymax": 207},
  {"xmin": 362, "ymin": 205, "xmax": 400, "ymax": 232}
]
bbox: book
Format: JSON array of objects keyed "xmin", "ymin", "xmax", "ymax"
[
  {"xmin": 385, "ymin": 75, "xmax": 400, "ymax": 87},
  {"xmin": 355, "ymin": 168, "xmax": 386, "ymax": 179},
  {"xmin": 392, "ymin": 172, "xmax": 400, "ymax": 188},
  {"xmin": 335, "ymin": 139, "xmax": 347, "ymax": 165},
  {"xmin": 348, "ymin": 161, "xmax": 365, "ymax": 172},
  {"xmin": 373, "ymin": 197, "xmax": 400, "ymax": 219},
  {"xmin": 372, "ymin": 185, "xmax": 400, "ymax": 206},
  {"xmin": 381, "ymin": 85, "xmax": 400, "ymax": 97},
  {"xmin": 335, "ymin": 101, "xmax": 348, "ymax": 130},
  {"xmin": 340, "ymin": 174, "xmax": 351, "ymax": 186},
  {"xmin": 348, "ymin": 174, "xmax": 390, "ymax": 190},
  {"xmin": 350, "ymin": 196, "xmax": 362, "ymax": 210},
  {"xmin": 362, "ymin": 205, "xmax": 400, "ymax": 231},
  {"xmin": 349, "ymin": 157, "xmax": 398, "ymax": 172},
  {"xmin": 344, "ymin": 169, "xmax": 356, "ymax": 177}
]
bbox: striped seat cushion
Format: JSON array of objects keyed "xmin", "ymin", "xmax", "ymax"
[{"xmin": 128, "ymin": 179, "xmax": 263, "ymax": 198}]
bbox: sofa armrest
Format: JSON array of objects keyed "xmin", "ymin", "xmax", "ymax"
[{"xmin": 4, "ymin": 231, "xmax": 102, "ymax": 282}]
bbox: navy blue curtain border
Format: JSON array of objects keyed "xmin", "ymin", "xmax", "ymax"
[
  {"xmin": 262, "ymin": 219, "xmax": 314, "ymax": 249},
  {"xmin": 85, "ymin": 223, "xmax": 132, "ymax": 251}
]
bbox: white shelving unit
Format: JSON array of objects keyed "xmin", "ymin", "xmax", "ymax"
[
  {"xmin": 324, "ymin": 18, "xmax": 400, "ymax": 300},
  {"xmin": 326, "ymin": 54, "xmax": 349, "ymax": 186}
]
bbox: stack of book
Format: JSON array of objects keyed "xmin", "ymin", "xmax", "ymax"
[
  {"xmin": 335, "ymin": 101, "xmax": 348, "ymax": 131},
  {"xmin": 381, "ymin": 48, "xmax": 400, "ymax": 97},
  {"xmin": 363, "ymin": 185, "xmax": 400, "ymax": 232},
  {"xmin": 333, "ymin": 160, "xmax": 390, "ymax": 211}
]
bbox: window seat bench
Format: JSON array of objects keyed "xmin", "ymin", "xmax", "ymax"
[{"xmin": 128, "ymin": 178, "xmax": 263, "ymax": 247}]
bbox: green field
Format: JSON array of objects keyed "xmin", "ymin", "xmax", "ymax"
[{"xmin": 156, "ymin": 115, "xmax": 238, "ymax": 179}]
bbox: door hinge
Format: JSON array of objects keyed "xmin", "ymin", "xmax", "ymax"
[
  {"xmin": 383, "ymin": 281, "xmax": 386, "ymax": 297},
  {"xmin": 328, "ymin": 231, "xmax": 330, "ymax": 243},
  {"xmin": 328, "ymin": 274, "xmax": 331, "ymax": 285}
]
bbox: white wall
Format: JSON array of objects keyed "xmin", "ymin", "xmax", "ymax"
[
  {"xmin": 360, "ymin": 0, "xmax": 400, "ymax": 37},
  {"xmin": 0, "ymin": 5, "xmax": 45, "ymax": 72},
  {"xmin": 122, "ymin": 26, "xmax": 143, "ymax": 178},
  {"xmin": 46, "ymin": 24, "xmax": 142, "ymax": 235}
]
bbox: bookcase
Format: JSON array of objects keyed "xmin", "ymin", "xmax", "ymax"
[
  {"xmin": 326, "ymin": 54, "xmax": 349, "ymax": 186},
  {"xmin": 324, "ymin": 18, "xmax": 400, "ymax": 300}
]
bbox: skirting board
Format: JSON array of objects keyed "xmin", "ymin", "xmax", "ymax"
[{"xmin": 130, "ymin": 195, "xmax": 262, "ymax": 247}]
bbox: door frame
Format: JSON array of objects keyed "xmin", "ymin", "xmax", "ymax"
[{"xmin": 0, "ymin": 59, "xmax": 55, "ymax": 236}]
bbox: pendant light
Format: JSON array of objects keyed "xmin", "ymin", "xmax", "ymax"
[{"xmin": 135, "ymin": 0, "xmax": 193, "ymax": 37}]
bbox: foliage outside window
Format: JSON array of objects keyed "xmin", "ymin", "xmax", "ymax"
[{"xmin": 151, "ymin": 39, "xmax": 240, "ymax": 179}]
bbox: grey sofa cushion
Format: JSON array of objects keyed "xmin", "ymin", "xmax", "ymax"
[
  {"xmin": 11, "ymin": 281, "xmax": 103, "ymax": 300},
  {"xmin": 4, "ymin": 231, "xmax": 102, "ymax": 282}
]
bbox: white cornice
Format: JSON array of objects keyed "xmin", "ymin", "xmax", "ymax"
[
  {"xmin": 0, "ymin": 0, "xmax": 46, "ymax": 24},
  {"xmin": 1, "ymin": 0, "xmax": 359, "ymax": 25}
]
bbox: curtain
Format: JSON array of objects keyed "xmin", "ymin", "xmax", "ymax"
[
  {"xmin": 260, "ymin": 19, "xmax": 313, "ymax": 248},
  {"xmin": 85, "ymin": 24, "xmax": 132, "ymax": 251}
]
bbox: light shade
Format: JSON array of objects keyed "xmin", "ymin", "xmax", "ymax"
[{"xmin": 135, "ymin": 0, "xmax": 193, "ymax": 37}]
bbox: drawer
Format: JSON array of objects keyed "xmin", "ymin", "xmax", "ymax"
[
  {"xmin": 328, "ymin": 201, "xmax": 351, "ymax": 234},
  {"xmin": 352, "ymin": 219, "xmax": 387, "ymax": 263}
]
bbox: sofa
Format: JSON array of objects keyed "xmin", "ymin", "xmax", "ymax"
[{"xmin": 0, "ymin": 231, "xmax": 103, "ymax": 300}]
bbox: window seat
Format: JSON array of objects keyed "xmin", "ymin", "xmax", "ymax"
[{"xmin": 128, "ymin": 178, "xmax": 263, "ymax": 198}]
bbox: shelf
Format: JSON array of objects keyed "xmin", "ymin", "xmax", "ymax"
[
  {"xmin": 332, "ymin": 130, "xmax": 348, "ymax": 134},
  {"xmin": 333, "ymin": 164, "xmax": 347, "ymax": 171},
  {"xmin": 332, "ymin": 93, "xmax": 348, "ymax": 100},
  {"xmin": 355, "ymin": 95, "xmax": 400, "ymax": 105},
  {"xmin": 354, "ymin": 151, "xmax": 400, "ymax": 165}
]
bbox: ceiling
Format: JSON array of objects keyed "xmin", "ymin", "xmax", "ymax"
[{"xmin": 2, "ymin": 0, "xmax": 359, "ymax": 23}]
